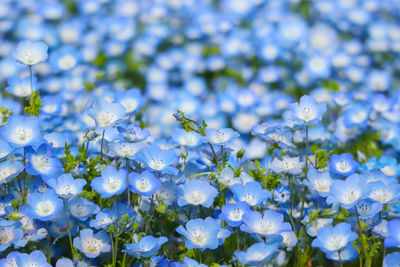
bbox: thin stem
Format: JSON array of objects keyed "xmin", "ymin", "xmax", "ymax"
[
  {"xmin": 126, "ymin": 158, "xmax": 130, "ymax": 208},
  {"xmin": 208, "ymin": 142, "xmax": 220, "ymax": 169},
  {"xmin": 305, "ymin": 124, "xmax": 309, "ymax": 173},
  {"xmin": 339, "ymin": 250, "xmax": 343, "ymax": 267},
  {"xmin": 29, "ymin": 65, "xmax": 33, "ymax": 95},
  {"xmin": 186, "ymin": 172, "xmax": 212, "ymax": 179}
]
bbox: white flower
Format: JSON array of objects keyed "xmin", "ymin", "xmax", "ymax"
[{"xmin": 11, "ymin": 40, "xmax": 48, "ymax": 65}]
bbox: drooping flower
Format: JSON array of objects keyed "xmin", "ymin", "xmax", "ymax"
[
  {"xmin": 73, "ymin": 228, "xmax": 111, "ymax": 258},
  {"xmin": 176, "ymin": 217, "xmax": 222, "ymax": 251},
  {"xmin": 89, "ymin": 208, "xmax": 116, "ymax": 230},
  {"xmin": 230, "ymin": 181, "xmax": 270, "ymax": 206},
  {"xmin": 288, "ymin": 95, "xmax": 327, "ymax": 124},
  {"xmin": 11, "ymin": 40, "xmax": 48, "ymax": 65},
  {"xmin": 311, "ymin": 223, "xmax": 357, "ymax": 253},
  {"xmin": 128, "ymin": 170, "xmax": 161, "ymax": 197},
  {"xmin": 241, "ymin": 210, "xmax": 292, "ymax": 237},
  {"xmin": 135, "ymin": 145, "xmax": 179, "ymax": 175},
  {"xmin": 234, "ymin": 242, "xmax": 279, "ymax": 266},
  {"xmin": 177, "ymin": 179, "xmax": 218, "ymax": 208},
  {"xmin": 46, "ymin": 173, "xmax": 87, "ymax": 199},
  {"xmin": 123, "ymin": 235, "xmax": 168, "ymax": 258},
  {"xmin": 26, "ymin": 189, "xmax": 63, "ymax": 221},
  {"xmin": 117, "ymin": 124, "xmax": 150, "ymax": 142},
  {"xmin": 91, "ymin": 166, "xmax": 127, "ymax": 198}
]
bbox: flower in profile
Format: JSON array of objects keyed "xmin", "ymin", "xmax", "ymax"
[
  {"xmin": 26, "ymin": 189, "xmax": 63, "ymax": 221},
  {"xmin": 311, "ymin": 223, "xmax": 357, "ymax": 253},
  {"xmin": 128, "ymin": 170, "xmax": 161, "ymax": 197},
  {"xmin": 47, "ymin": 173, "xmax": 87, "ymax": 199},
  {"xmin": 176, "ymin": 217, "xmax": 222, "ymax": 251},
  {"xmin": 15, "ymin": 250, "xmax": 51, "ymax": 267},
  {"xmin": 108, "ymin": 141, "xmax": 145, "ymax": 159},
  {"xmin": 89, "ymin": 208, "xmax": 116, "ymax": 229},
  {"xmin": 0, "ymin": 160, "xmax": 24, "ymax": 184},
  {"xmin": 87, "ymin": 99, "xmax": 126, "ymax": 128},
  {"xmin": 117, "ymin": 124, "xmax": 150, "ymax": 142},
  {"xmin": 0, "ymin": 219, "xmax": 23, "ymax": 252},
  {"xmin": 234, "ymin": 242, "xmax": 279, "ymax": 266},
  {"xmin": 289, "ymin": 95, "xmax": 327, "ymax": 124},
  {"xmin": 123, "ymin": 235, "xmax": 168, "ymax": 258},
  {"xmin": 135, "ymin": 145, "xmax": 178, "ymax": 175},
  {"xmin": 0, "ymin": 115, "xmax": 41, "ymax": 148},
  {"xmin": 219, "ymin": 201, "xmax": 250, "ymax": 227},
  {"xmin": 91, "ymin": 166, "xmax": 127, "ymax": 198},
  {"xmin": 205, "ymin": 128, "xmax": 240, "ymax": 147},
  {"xmin": 241, "ymin": 210, "xmax": 292, "ymax": 237},
  {"xmin": 326, "ymin": 245, "xmax": 358, "ymax": 262},
  {"xmin": 73, "ymin": 228, "xmax": 111, "ymax": 258},
  {"xmin": 329, "ymin": 153, "xmax": 359, "ymax": 177},
  {"xmin": 11, "ymin": 40, "xmax": 48, "ymax": 65},
  {"xmin": 230, "ymin": 181, "xmax": 270, "ymax": 206},
  {"xmin": 177, "ymin": 179, "xmax": 218, "ymax": 208},
  {"xmin": 327, "ymin": 173, "xmax": 370, "ymax": 209},
  {"xmin": 26, "ymin": 142, "xmax": 63, "ymax": 177}
]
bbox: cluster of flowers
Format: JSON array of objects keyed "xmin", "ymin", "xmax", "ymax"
[{"xmin": 0, "ymin": 0, "xmax": 400, "ymax": 266}]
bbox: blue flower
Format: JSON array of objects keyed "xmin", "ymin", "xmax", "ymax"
[
  {"xmin": 270, "ymin": 155, "xmax": 305, "ymax": 175},
  {"xmin": 0, "ymin": 115, "xmax": 41, "ymax": 148},
  {"xmin": 311, "ymin": 223, "xmax": 357, "ymax": 253},
  {"xmin": 73, "ymin": 228, "xmax": 111, "ymax": 258},
  {"xmin": 241, "ymin": 210, "xmax": 292, "ymax": 237},
  {"xmin": 0, "ymin": 160, "xmax": 24, "ymax": 184},
  {"xmin": 128, "ymin": 170, "xmax": 161, "ymax": 197},
  {"xmin": 234, "ymin": 242, "xmax": 278, "ymax": 266},
  {"xmin": 273, "ymin": 185, "xmax": 290, "ymax": 203},
  {"xmin": 123, "ymin": 235, "xmax": 168, "ymax": 258},
  {"xmin": 289, "ymin": 95, "xmax": 327, "ymax": 124},
  {"xmin": 50, "ymin": 46, "xmax": 80, "ymax": 72},
  {"xmin": 329, "ymin": 153, "xmax": 360, "ymax": 177},
  {"xmin": 68, "ymin": 197, "xmax": 99, "ymax": 221},
  {"xmin": 326, "ymin": 245, "xmax": 358, "ymax": 262},
  {"xmin": 89, "ymin": 208, "xmax": 116, "ymax": 229},
  {"xmin": 26, "ymin": 142, "xmax": 63, "ymax": 177},
  {"xmin": 176, "ymin": 217, "xmax": 222, "ymax": 251},
  {"xmin": 171, "ymin": 128, "xmax": 204, "ymax": 148},
  {"xmin": 205, "ymin": 128, "xmax": 240, "ymax": 147},
  {"xmin": 384, "ymin": 219, "xmax": 400, "ymax": 247},
  {"xmin": 115, "ymin": 88, "xmax": 146, "ymax": 113},
  {"xmin": 135, "ymin": 145, "xmax": 178, "ymax": 175},
  {"xmin": 91, "ymin": 166, "xmax": 127, "ymax": 198},
  {"xmin": 230, "ymin": 181, "xmax": 271, "ymax": 206},
  {"xmin": 383, "ymin": 252, "xmax": 400, "ymax": 267},
  {"xmin": 107, "ymin": 140, "xmax": 145, "ymax": 159},
  {"xmin": 342, "ymin": 103, "xmax": 371, "ymax": 128},
  {"xmin": 177, "ymin": 179, "xmax": 218, "ymax": 208},
  {"xmin": 117, "ymin": 124, "xmax": 151, "ymax": 142},
  {"xmin": 0, "ymin": 219, "xmax": 23, "ymax": 252},
  {"xmin": 327, "ymin": 173, "xmax": 370, "ymax": 209},
  {"xmin": 304, "ymin": 168, "xmax": 334, "ymax": 197},
  {"xmin": 6, "ymin": 75, "xmax": 39, "ymax": 97},
  {"xmin": 11, "ymin": 40, "xmax": 48, "ymax": 65},
  {"xmin": 367, "ymin": 179, "xmax": 400, "ymax": 204},
  {"xmin": 219, "ymin": 201, "xmax": 250, "ymax": 227},
  {"xmin": 15, "ymin": 250, "xmax": 51, "ymax": 267},
  {"xmin": 87, "ymin": 99, "xmax": 127, "ymax": 128},
  {"xmin": 0, "ymin": 139, "xmax": 13, "ymax": 160},
  {"xmin": 352, "ymin": 198, "xmax": 382, "ymax": 220},
  {"xmin": 47, "ymin": 173, "xmax": 86, "ymax": 199},
  {"xmin": 26, "ymin": 189, "xmax": 63, "ymax": 221}
]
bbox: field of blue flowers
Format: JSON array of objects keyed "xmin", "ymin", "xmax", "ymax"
[{"xmin": 1, "ymin": 0, "xmax": 400, "ymax": 266}]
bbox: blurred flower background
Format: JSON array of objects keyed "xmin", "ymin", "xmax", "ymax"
[{"xmin": 0, "ymin": 0, "xmax": 400, "ymax": 266}]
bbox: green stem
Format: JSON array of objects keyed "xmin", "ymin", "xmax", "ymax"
[
  {"xmin": 186, "ymin": 172, "xmax": 213, "ymax": 179},
  {"xmin": 100, "ymin": 129, "xmax": 106, "ymax": 161},
  {"xmin": 208, "ymin": 142, "xmax": 221, "ymax": 169}
]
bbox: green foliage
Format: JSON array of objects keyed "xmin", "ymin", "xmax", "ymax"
[
  {"xmin": 0, "ymin": 107, "xmax": 11, "ymax": 123},
  {"xmin": 25, "ymin": 91, "xmax": 42, "ymax": 116},
  {"xmin": 320, "ymin": 79, "xmax": 340, "ymax": 92},
  {"xmin": 249, "ymin": 160, "xmax": 281, "ymax": 191}
]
